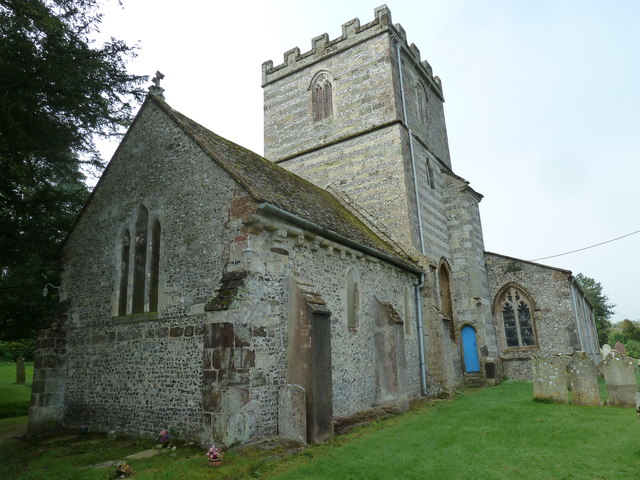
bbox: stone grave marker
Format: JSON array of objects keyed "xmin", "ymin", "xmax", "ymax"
[
  {"xmin": 16, "ymin": 356, "xmax": 25, "ymax": 384},
  {"xmin": 602, "ymin": 351, "xmax": 638, "ymax": 407},
  {"xmin": 600, "ymin": 344, "xmax": 612, "ymax": 359},
  {"xmin": 568, "ymin": 352, "xmax": 600, "ymax": 406},
  {"xmin": 278, "ymin": 384, "xmax": 307, "ymax": 444},
  {"xmin": 614, "ymin": 342, "xmax": 627, "ymax": 356},
  {"xmin": 532, "ymin": 355, "xmax": 570, "ymax": 403}
]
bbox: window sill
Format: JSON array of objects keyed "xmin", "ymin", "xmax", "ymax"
[{"xmin": 112, "ymin": 312, "xmax": 159, "ymax": 324}]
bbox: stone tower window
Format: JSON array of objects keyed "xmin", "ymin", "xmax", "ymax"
[
  {"xmin": 416, "ymin": 83, "xmax": 428, "ymax": 123},
  {"xmin": 311, "ymin": 72, "xmax": 333, "ymax": 121},
  {"xmin": 346, "ymin": 267, "xmax": 360, "ymax": 330},
  {"xmin": 426, "ymin": 159, "xmax": 435, "ymax": 189},
  {"xmin": 500, "ymin": 286, "xmax": 536, "ymax": 347},
  {"xmin": 118, "ymin": 230, "xmax": 130, "ymax": 316}
]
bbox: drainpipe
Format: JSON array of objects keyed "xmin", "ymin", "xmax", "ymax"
[
  {"xmin": 395, "ymin": 41, "xmax": 425, "ymax": 255},
  {"xmin": 414, "ymin": 273, "xmax": 428, "ymax": 395},
  {"xmin": 569, "ymin": 278, "xmax": 585, "ymax": 352}
]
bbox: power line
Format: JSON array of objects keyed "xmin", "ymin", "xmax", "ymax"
[{"xmin": 529, "ymin": 228, "xmax": 640, "ymax": 262}]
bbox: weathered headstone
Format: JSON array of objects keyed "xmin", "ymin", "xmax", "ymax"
[
  {"xmin": 278, "ymin": 384, "xmax": 307, "ymax": 444},
  {"xmin": 568, "ymin": 352, "xmax": 601, "ymax": 406},
  {"xmin": 614, "ymin": 342, "xmax": 627, "ymax": 356},
  {"xmin": 532, "ymin": 355, "xmax": 570, "ymax": 403},
  {"xmin": 16, "ymin": 356, "xmax": 25, "ymax": 385},
  {"xmin": 601, "ymin": 351, "xmax": 638, "ymax": 407},
  {"xmin": 600, "ymin": 344, "xmax": 612, "ymax": 359}
]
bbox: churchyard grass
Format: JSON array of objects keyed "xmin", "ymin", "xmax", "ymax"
[
  {"xmin": 1, "ymin": 380, "xmax": 639, "ymax": 479},
  {"xmin": 0, "ymin": 361, "xmax": 33, "ymax": 418}
]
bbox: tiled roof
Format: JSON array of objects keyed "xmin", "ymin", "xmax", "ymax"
[{"xmin": 153, "ymin": 96, "xmax": 417, "ymax": 269}]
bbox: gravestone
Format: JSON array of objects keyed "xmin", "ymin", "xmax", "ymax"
[
  {"xmin": 567, "ymin": 352, "xmax": 600, "ymax": 406},
  {"xmin": 601, "ymin": 351, "xmax": 638, "ymax": 407},
  {"xmin": 614, "ymin": 342, "xmax": 627, "ymax": 356},
  {"xmin": 600, "ymin": 344, "xmax": 612, "ymax": 359},
  {"xmin": 532, "ymin": 355, "xmax": 570, "ymax": 403},
  {"xmin": 16, "ymin": 356, "xmax": 25, "ymax": 384},
  {"xmin": 278, "ymin": 384, "xmax": 307, "ymax": 444}
]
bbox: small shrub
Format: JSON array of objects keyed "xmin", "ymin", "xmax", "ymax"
[{"xmin": 0, "ymin": 339, "xmax": 37, "ymax": 362}]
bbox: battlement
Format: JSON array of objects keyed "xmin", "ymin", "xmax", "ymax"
[{"xmin": 262, "ymin": 4, "xmax": 443, "ymax": 96}]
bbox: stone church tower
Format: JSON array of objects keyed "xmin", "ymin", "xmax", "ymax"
[{"xmin": 262, "ymin": 5, "xmax": 500, "ymax": 390}]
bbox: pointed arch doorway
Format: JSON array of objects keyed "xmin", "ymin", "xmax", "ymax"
[{"xmin": 461, "ymin": 325, "xmax": 480, "ymax": 373}]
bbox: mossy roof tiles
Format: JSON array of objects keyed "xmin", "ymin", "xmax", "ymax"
[{"xmin": 153, "ymin": 96, "xmax": 416, "ymax": 269}]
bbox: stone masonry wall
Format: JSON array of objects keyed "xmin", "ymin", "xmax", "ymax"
[
  {"xmin": 485, "ymin": 253, "xmax": 581, "ymax": 380},
  {"xmin": 213, "ymin": 209, "xmax": 422, "ymax": 442},
  {"xmin": 51, "ymin": 100, "xmax": 243, "ymax": 439}
]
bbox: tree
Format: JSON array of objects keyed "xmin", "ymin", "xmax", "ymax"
[
  {"xmin": 0, "ymin": 0, "xmax": 146, "ymax": 339},
  {"xmin": 574, "ymin": 273, "xmax": 615, "ymax": 346}
]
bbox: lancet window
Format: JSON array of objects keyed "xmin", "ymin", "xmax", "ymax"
[
  {"xmin": 117, "ymin": 205, "xmax": 161, "ymax": 315},
  {"xmin": 346, "ymin": 267, "xmax": 360, "ymax": 330}
]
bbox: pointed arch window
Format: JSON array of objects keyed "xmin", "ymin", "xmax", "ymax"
[
  {"xmin": 132, "ymin": 206, "xmax": 149, "ymax": 314},
  {"xmin": 501, "ymin": 286, "xmax": 536, "ymax": 347},
  {"xmin": 346, "ymin": 268, "xmax": 360, "ymax": 330},
  {"xmin": 439, "ymin": 262, "xmax": 455, "ymax": 340},
  {"xmin": 312, "ymin": 72, "xmax": 333, "ymax": 122},
  {"xmin": 118, "ymin": 230, "xmax": 130, "ymax": 316}
]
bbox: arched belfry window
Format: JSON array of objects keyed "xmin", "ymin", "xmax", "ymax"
[
  {"xmin": 311, "ymin": 72, "xmax": 333, "ymax": 122},
  {"xmin": 438, "ymin": 261, "xmax": 455, "ymax": 340},
  {"xmin": 499, "ymin": 286, "xmax": 536, "ymax": 347},
  {"xmin": 415, "ymin": 83, "xmax": 428, "ymax": 123},
  {"xmin": 346, "ymin": 267, "xmax": 360, "ymax": 330}
]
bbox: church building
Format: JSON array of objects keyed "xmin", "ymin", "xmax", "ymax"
[{"xmin": 28, "ymin": 6, "xmax": 600, "ymax": 446}]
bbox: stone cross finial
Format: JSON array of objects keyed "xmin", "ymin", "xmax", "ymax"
[{"xmin": 148, "ymin": 71, "xmax": 165, "ymax": 98}]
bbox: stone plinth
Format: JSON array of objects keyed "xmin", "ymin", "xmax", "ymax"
[
  {"xmin": 602, "ymin": 351, "xmax": 638, "ymax": 407},
  {"xmin": 568, "ymin": 352, "xmax": 600, "ymax": 406},
  {"xmin": 532, "ymin": 355, "xmax": 570, "ymax": 403}
]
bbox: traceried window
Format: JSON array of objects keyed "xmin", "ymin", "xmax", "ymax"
[
  {"xmin": 501, "ymin": 287, "xmax": 535, "ymax": 347},
  {"xmin": 312, "ymin": 72, "xmax": 333, "ymax": 121}
]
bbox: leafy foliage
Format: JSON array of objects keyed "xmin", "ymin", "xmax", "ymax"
[
  {"xmin": 0, "ymin": 0, "xmax": 146, "ymax": 339},
  {"xmin": 574, "ymin": 273, "xmax": 615, "ymax": 346},
  {"xmin": 608, "ymin": 320, "xmax": 640, "ymax": 358}
]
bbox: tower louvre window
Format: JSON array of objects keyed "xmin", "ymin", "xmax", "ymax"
[{"xmin": 312, "ymin": 73, "xmax": 333, "ymax": 121}]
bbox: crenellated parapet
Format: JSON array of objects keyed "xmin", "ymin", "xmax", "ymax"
[{"xmin": 262, "ymin": 4, "xmax": 443, "ymax": 96}]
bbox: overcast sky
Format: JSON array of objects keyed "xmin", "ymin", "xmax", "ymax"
[{"xmin": 96, "ymin": 0, "xmax": 640, "ymax": 322}]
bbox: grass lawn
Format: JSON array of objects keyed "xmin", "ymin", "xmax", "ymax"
[
  {"xmin": 0, "ymin": 362, "xmax": 34, "ymax": 418},
  {"xmin": 1, "ymin": 381, "xmax": 639, "ymax": 480}
]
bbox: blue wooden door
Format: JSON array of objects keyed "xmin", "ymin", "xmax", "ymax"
[{"xmin": 462, "ymin": 325, "xmax": 480, "ymax": 373}]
